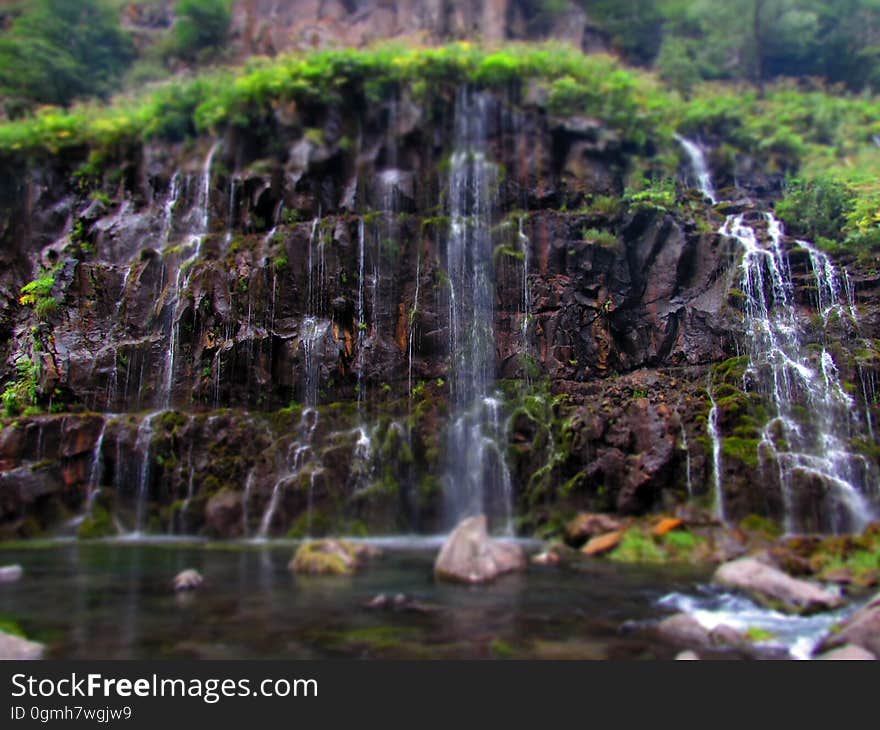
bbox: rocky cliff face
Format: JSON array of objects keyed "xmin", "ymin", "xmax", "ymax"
[{"xmin": 0, "ymin": 78, "xmax": 877, "ymax": 539}]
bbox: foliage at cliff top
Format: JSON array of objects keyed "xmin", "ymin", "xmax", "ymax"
[{"xmin": 0, "ymin": 41, "xmax": 877, "ymax": 241}]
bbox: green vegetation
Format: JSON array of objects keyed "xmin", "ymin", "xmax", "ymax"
[
  {"xmin": 0, "ymin": 0, "xmax": 134, "ymax": 113},
  {"xmin": 608, "ymin": 526, "xmax": 708, "ymax": 563},
  {"xmin": 1, "ymin": 355, "xmax": 39, "ymax": 417},
  {"xmin": 166, "ymin": 0, "xmax": 232, "ymax": 63}
]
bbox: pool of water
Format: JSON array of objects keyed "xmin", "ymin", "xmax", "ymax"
[{"xmin": 0, "ymin": 539, "xmax": 715, "ymax": 659}]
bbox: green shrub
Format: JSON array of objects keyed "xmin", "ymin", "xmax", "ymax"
[
  {"xmin": 775, "ymin": 177, "xmax": 854, "ymax": 241},
  {"xmin": 167, "ymin": 0, "xmax": 232, "ymax": 62}
]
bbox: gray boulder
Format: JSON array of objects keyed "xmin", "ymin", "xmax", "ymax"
[
  {"xmin": 434, "ymin": 516, "xmax": 526, "ymax": 584},
  {"xmin": 0, "ymin": 565, "xmax": 23, "ymax": 584},
  {"xmin": 0, "ymin": 630, "xmax": 44, "ymax": 660},
  {"xmin": 714, "ymin": 556, "xmax": 843, "ymax": 614}
]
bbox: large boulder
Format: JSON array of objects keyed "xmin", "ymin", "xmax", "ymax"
[
  {"xmin": 656, "ymin": 612, "xmax": 745, "ymax": 651},
  {"xmin": 0, "ymin": 630, "xmax": 44, "ymax": 660},
  {"xmin": 815, "ymin": 592, "xmax": 880, "ymax": 657},
  {"xmin": 434, "ymin": 516, "xmax": 526, "ymax": 584},
  {"xmin": 714, "ymin": 556, "xmax": 843, "ymax": 615}
]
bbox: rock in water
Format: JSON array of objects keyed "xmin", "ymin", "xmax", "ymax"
[
  {"xmin": 0, "ymin": 630, "xmax": 44, "ymax": 660},
  {"xmin": 173, "ymin": 569, "xmax": 203, "ymax": 592},
  {"xmin": 815, "ymin": 591, "xmax": 880, "ymax": 657},
  {"xmin": 713, "ymin": 556, "xmax": 842, "ymax": 615},
  {"xmin": 434, "ymin": 516, "xmax": 526, "ymax": 584},
  {"xmin": 0, "ymin": 565, "xmax": 23, "ymax": 584},
  {"xmin": 289, "ymin": 539, "xmax": 373, "ymax": 576},
  {"xmin": 817, "ymin": 645, "xmax": 876, "ymax": 660}
]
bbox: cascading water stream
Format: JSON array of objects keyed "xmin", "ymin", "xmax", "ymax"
[
  {"xmin": 675, "ymin": 135, "xmax": 717, "ymax": 204},
  {"xmin": 162, "ymin": 142, "xmax": 219, "ymax": 407},
  {"xmin": 132, "ymin": 411, "xmax": 162, "ymax": 536},
  {"xmin": 719, "ymin": 213, "xmax": 875, "ymax": 532},
  {"xmin": 442, "ymin": 89, "xmax": 514, "ymax": 533}
]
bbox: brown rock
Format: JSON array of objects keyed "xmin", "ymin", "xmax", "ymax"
[
  {"xmin": 434, "ymin": 516, "xmax": 526, "ymax": 584},
  {"xmin": 581, "ymin": 530, "xmax": 624, "ymax": 556},
  {"xmin": 565, "ymin": 512, "xmax": 624, "ymax": 545},
  {"xmin": 653, "ymin": 517, "xmax": 684, "ymax": 537},
  {"xmin": 204, "ymin": 489, "xmax": 243, "ymax": 538}
]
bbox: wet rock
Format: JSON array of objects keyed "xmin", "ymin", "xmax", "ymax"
[
  {"xmin": 815, "ymin": 591, "xmax": 880, "ymax": 657},
  {"xmin": 675, "ymin": 650, "xmax": 700, "ymax": 660},
  {"xmin": 0, "ymin": 565, "xmax": 23, "ymax": 583},
  {"xmin": 657, "ymin": 612, "xmax": 745, "ymax": 651},
  {"xmin": 0, "ymin": 630, "xmax": 44, "ymax": 660},
  {"xmin": 531, "ymin": 550, "xmax": 561, "ymax": 566},
  {"xmin": 817, "ymin": 644, "xmax": 876, "ymax": 660},
  {"xmin": 714, "ymin": 556, "xmax": 843, "ymax": 615},
  {"xmin": 565, "ymin": 512, "xmax": 625, "ymax": 546},
  {"xmin": 173, "ymin": 569, "xmax": 203, "ymax": 592},
  {"xmin": 434, "ymin": 516, "xmax": 526, "ymax": 584},
  {"xmin": 204, "ymin": 489, "xmax": 243, "ymax": 538},
  {"xmin": 362, "ymin": 592, "xmax": 437, "ymax": 614},
  {"xmin": 289, "ymin": 539, "xmax": 366, "ymax": 576},
  {"xmin": 581, "ymin": 530, "xmax": 624, "ymax": 556}
]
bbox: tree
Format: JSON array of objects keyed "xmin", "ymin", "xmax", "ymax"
[
  {"xmin": 0, "ymin": 0, "xmax": 133, "ymax": 112},
  {"xmin": 169, "ymin": 0, "xmax": 233, "ymax": 62}
]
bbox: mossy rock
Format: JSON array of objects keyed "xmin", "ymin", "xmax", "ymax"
[
  {"xmin": 77, "ymin": 504, "xmax": 115, "ymax": 539},
  {"xmin": 288, "ymin": 538, "xmax": 374, "ymax": 576}
]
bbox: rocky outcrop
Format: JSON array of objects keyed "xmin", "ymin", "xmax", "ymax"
[
  {"xmin": 817, "ymin": 644, "xmax": 876, "ymax": 660},
  {"xmin": 714, "ymin": 556, "xmax": 843, "ymax": 615},
  {"xmin": 434, "ymin": 515, "xmax": 526, "ymax": 583}
]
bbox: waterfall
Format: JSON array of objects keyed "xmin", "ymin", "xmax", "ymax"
[
  {"xmin": 517, "ymin": 215, "xmax": 532, "ymax": 374},
  {"xmin": 132, "ymin": 411, "xmax": 162, "ymax": 535},
  {"xmin": 719, "ymin": 213, "xmax": 875, "ymax": 532},
  {"xmin": 675, "ymin": 135, "xmax": 717, "ymax": 204},
  {"xmin": 163, "ymin": 142, "xmax": 220, "ymax": 407},
  {"xmin": 442, "ymin": 89, "xmax": 513, "ymax": 533},
  {"xmin": 356, "ymin": 217, "xmax": 367, "ymax": 404},
  {"xmin": 706, "ymin": 381, "xmax": 726, "ymax": 522},
  {"xmin": 257, "ymin": 408, "xmax": 321, "ymax": 538}
]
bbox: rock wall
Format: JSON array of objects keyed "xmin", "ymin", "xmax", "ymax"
[{"xmin": 0, "ymin": 81, "xmax": 878, "ymax": 539}]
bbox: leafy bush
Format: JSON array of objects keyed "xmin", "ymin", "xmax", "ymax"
[
  {"xmin": 0, "ymin": 0, "xmax": 133, "ymax": 112},
  {"xmin": 775, "ymin": 177, "xmax": 854, "ymax": 241},
  {"xmin": 167, "ymin": 0, "xmax": 233, "ymax": 62},
  {"xmin": 1, "ymin": 355, "xmax": 39, "ymax": 416}
]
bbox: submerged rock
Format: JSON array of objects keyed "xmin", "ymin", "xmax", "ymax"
[
  {"xmin": 815, "ymin": 591, "xmax": 880, "ymax": 657},
  {"xmin": 172, "ymin": 569, "xmax": 203, "ymax": 592},
  {"xmin": 0, "ymin": 565, "xmax": 23, "ymax": 583},
  {"xmin": 0, "ymin": 630, "xmax": 44, "ymax": 660},
  {"xmin": 289, "ymin": 539, "xmax": 374, "ymax": 576},
  {"xmin": 714, "ymin": 556, "xmax": 843, "ymax": 615},
  {"xmin": 434, "ymin": 516, "xmax": 526, "ymax": 584}
]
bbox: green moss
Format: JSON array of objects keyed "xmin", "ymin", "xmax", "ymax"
[
  {"xmin": 609, "ymin": 528, "xmax": 666, "ymax": 563},
  {"xmin": 722, "ymin": 437, "xmax": 760, "ymax": 468},
  {"xmin": 740, "ymin": 514, "xmax": 783, "ymax": 540},
  {"xmin": 745, "ymin": 627, "xmax": 775, "ymax": 642},
  {"xmin": 77, "ymin": 504, "xmax": 115, "ymax": 539},
  {"xmin": 0, "ymin": 617, "xmax": 26, "ymax": 638}
]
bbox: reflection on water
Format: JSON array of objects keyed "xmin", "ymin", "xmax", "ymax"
[{"xmin": 0, "ymin": 542, "xmax": 710, "ymax": 659}]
